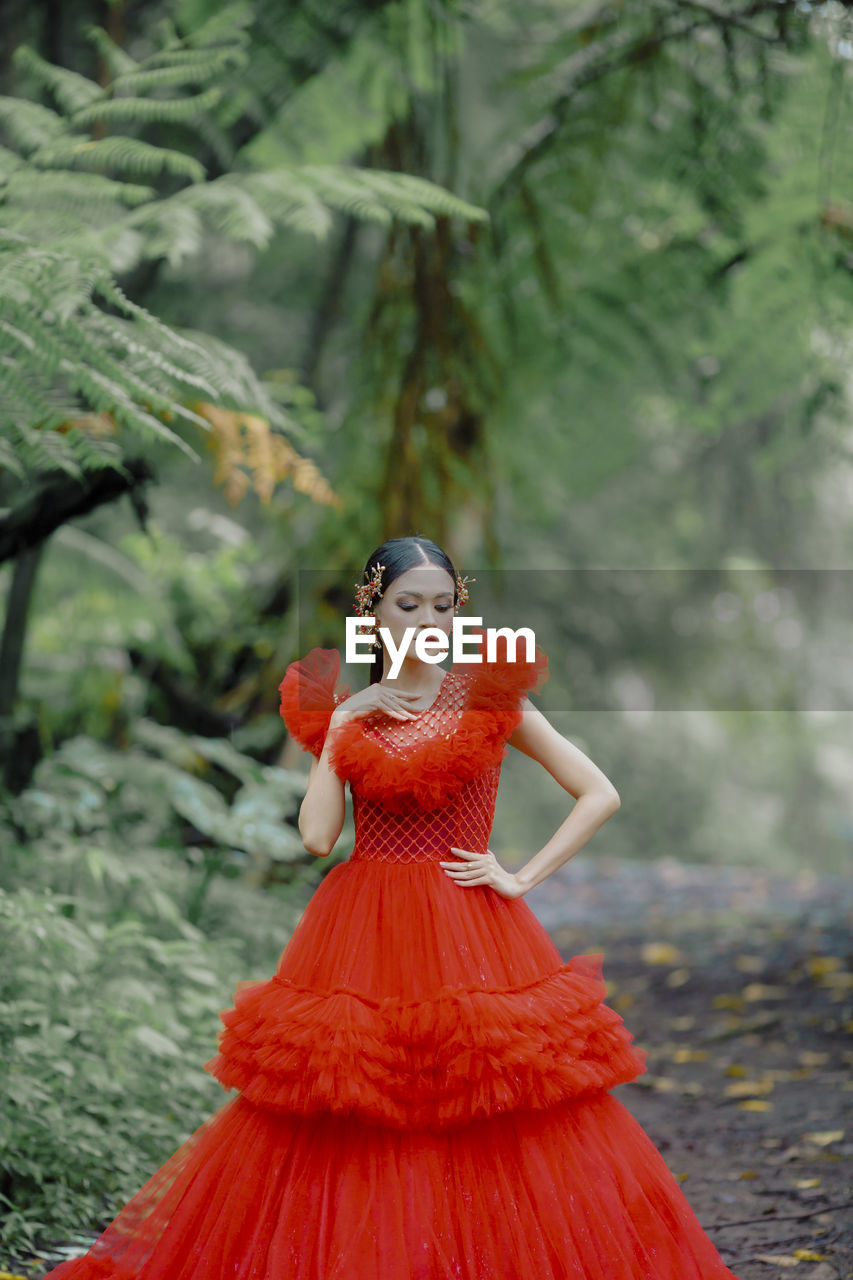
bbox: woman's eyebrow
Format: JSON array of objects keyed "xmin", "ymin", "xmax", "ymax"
[{"xmin": 393, "ymin": 590, "xmax": 454, "ymax": 599}]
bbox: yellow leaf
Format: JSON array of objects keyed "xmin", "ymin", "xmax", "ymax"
[
  {"xmin": 741, "ymin": 982, "xmax": 787, "ymax": 1000},
  {"xmin": 665, "ymin": 967, "xmax": 691, "ymax": 988},
  {"xmin": 737, "ymin": 1099, "xmax": 772, "ymax": 1111},
  {"xmin": 797, "ymin": 1050, "xmax": 829, "ymax": 1067},
  {"xmin": 649, "ymin": 1076, "xmax": 680, "ymax": 1092},
  {"xmin": 803, "ymin": 1130, "xmax": 844, "ymax": 1146},
  {"xmin": 755, "ymin": 1254, "xmax": 800, "ymax": 1266},
  {"xmin": 793, "ymin": 1178, "xmax": 821, "ymax": 1189},
  {"xmin": 805, "ymin": 956, "xmax": 841, "ymax": 977},
  {"xmin": 668, "ymin": 1015, "xmax": 695, "ymax": 1030},
  {"xmin": 191, "ymin": 401, "xmax": 340, "ymax": 510},
  {"xmin": 725, "ymin": 1063, "xmax": 748, "ymax": 1077},
  {"xmin": 641, "ymin": 942, "xmax": 684, "ymax": 965},
  {"xmin": 713, "ymin": 993, "xmax": 745, "ymax": 1010},
  {"xmin": 792, "ymin": 1250, "xmax": 827, "ymax": 1261},
  {"xmin": 672, "ymin": 1047, "xmax": 709, "ymax": 1063},
  {"xmin": 739, "ymin": 1169, "xmax": 758, "ymax": 1179},
  {"xmin": 724, "ymin": 1078, "xmax": 774, "ymax": 1097}
]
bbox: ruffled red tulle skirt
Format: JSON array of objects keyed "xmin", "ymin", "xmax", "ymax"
[{"xmin": 42, "ymin": 861, "xmax": 742, "ymax": 1279}]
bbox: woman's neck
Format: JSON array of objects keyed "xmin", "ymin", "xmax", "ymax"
[{"xmin": 379, "ymin": 661, "xmax": 445, "ymax": 694}]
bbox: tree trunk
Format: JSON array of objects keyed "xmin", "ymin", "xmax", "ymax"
[{"xmin": 0, "ymin": 541, "xmax": 46, "ymax": 788}]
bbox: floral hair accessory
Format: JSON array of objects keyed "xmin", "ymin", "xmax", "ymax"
[
  {"xmin": 353, "ymin": 564, "xmax": 475, "ymax": 616},
  {"xmin": 455, "ymin": 575, "xmax": 474, "ymax": 607},
  {"xmin": 354, "ymin": 562, "xmax": 386, "ymax": 617}
]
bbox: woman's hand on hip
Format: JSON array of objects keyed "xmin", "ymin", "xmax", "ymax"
[{"xmin": 439, "ymin": 847, "xmax": 526, "ymax": 899}]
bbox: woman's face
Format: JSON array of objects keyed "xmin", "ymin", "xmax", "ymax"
[{"xmin": 373, "ymin": 563, "xmax": 456, "ymax": 666}]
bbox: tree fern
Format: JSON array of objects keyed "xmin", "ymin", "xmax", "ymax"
[
  {"xmin": 11, "ymin": 45, "xmax": 104, "ymax": 115},
  {"xmin": 28, "ymin": 134, "xmax": 207, "ymax": 183},
  {"xmin": 69, "ymin": 85, "xmax": 224, "ymax": 130},
  {"xmin": 0, "ymin": 16, "xmax": 488, "ymax": 492},
  {"xmin": 82, "ymin": 24, "xmax": 138, "ymax": 80},
  {"xmin": 0, "ymin": 96, "xmax": 65, "ymax": 151}
]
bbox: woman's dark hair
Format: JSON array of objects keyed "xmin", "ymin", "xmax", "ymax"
[{"xmin": 359, "ymin": 536, "xmax": 459, "ymax": 685}]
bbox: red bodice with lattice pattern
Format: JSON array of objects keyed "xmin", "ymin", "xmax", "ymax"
[
  {"xmin": 351, "ymin": 768, "xmax": 501, "ymax": 862},
  {"xmin": 350, "ymin": 672, "xmax": 501, "ymax": 863}
]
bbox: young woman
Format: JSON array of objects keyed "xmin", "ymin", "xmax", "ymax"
[{"xmin": 42, "ymin": 534, "xmax": 742, "ymax": 1280}]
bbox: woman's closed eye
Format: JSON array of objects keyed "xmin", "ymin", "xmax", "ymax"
[{"xmin": 399, "ymin": 604, "xmax": 452, "ymax": 612}]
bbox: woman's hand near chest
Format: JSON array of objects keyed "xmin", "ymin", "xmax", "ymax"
[{"xmin": 330, "ymin": 684, "xmax": 424, "ymax": 726}]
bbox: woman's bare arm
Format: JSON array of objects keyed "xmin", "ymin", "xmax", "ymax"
[
  {"xmin": 505, "ymin": 697, "xmax": 620, "ymax": 894},
  {"xmin": 296, "ymin": 681, "xmax": 424, "ymax": 857},
  {"xmin": 297, "ymin": 720, "xmax": 348, "ymax": 857}
]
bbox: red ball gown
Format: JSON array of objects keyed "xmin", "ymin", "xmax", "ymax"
[{"xmin": 42, "ymin": 632, "xmax": 742, "ymax": 1280}]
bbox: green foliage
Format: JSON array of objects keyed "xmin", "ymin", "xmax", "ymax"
[
  {"xmin": 0, "ymin": 885, "xmax": 236, "ymax": 1256},
  {"xmin": 242, "ymin": 0, "xmax": 465, "ymax": 167},
  {"xmin": 0, "ymin": 717, "xmax": 331, "ymax": 1259},
  {"xmin": 0, "ymin": 14, "xmax": 488, "ymax": 484},
  {"xmin": 5, "ymin": 727, "xmax": 309, "ymax": 874}
]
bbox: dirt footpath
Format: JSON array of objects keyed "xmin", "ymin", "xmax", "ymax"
[{"xmin": 525, "ymin": 855, "xmax": 853, "ymax": 1280}]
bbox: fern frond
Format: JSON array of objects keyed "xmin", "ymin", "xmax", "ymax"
[
  {"xmin": 112, "ymin": 49, "xmax": 248, "ymax": 96},
  {"xmin": 91, "ymin": 277, "xmax": 233, "ymax": 381},
  {"xmin": 183, "ymin": 0, "xmax": 255, "ymax": 49},
  {"xmin": 4, "ymin": 169, "xmax": 155, "ymax": 208},
  {"xmin": 122, "ymin": 201, "xmax": 205, "ymax": 267},
  {"xmin": 169, "ymin": 328, "xmax": 300, "ymax": 430},
  {"xmin": 70, "ymin": 85, "xmax": 222, "ymax": 129},
  {"xmin": 0, "ymin": 248, "xmax": 107, "ymax": 321},
  {"xmin": 175, "ymin": 179, "xmax": 273, "ymax": 248},
  {"xmin": 2, "ymin": 207, "xmax": 81, "ymax": 241},
  {"xmin": 0, "ymin": 353, "xmax": 63, "ymax": 429},
  {"xmin": 0, "ymin": 96, "xmax": 65, "ymax": 152},
  {"xmin": 187, "ymin": 111, "xmax": 236, "ymax": 173},
  {"xmin": 84, "ymin": 311, "xmax": 224, "ymax": 404},
  {"xmin": 0, "ymin": 143, "xmax": 25, "ymax": 177},
  {"xmin": 242, "ymin": 171, "xmax": 334, "ymax": 239},
  {"xmin": 82, "ymin": 25, "xmax": 139, "ymax": 79},
  {"xmin": 289, "ymin": 167, "xmax": 399, "ymax": 228},
  {"xmin": 0, "ymin": 434, "xmax": 27, "ymax": 479},
  {"xmin": 15, "ymin": 420, "xmax": 87, "ymax": 478},
  {"xmin": 29, "ymin": 135, "xmax": 206, "ymax": 183},
  {"xmin": 242, "ymin": 166, "xmax": 489, "ymax": 237},
  {"xmin": 64, "ymin": 360, "xmax": 202, "ymax": 460},
  {"xmin": 357, "ymin": 168, "xmax": 490, "ymax": 224},
  {"xmin": 143, "ymin": 44, "xmax": 250, "ymax": 71},
  {"xmin": 12, "ymin": 45, "xmax": 102, "ymax": 115}
]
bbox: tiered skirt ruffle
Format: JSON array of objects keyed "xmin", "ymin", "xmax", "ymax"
[
  {"xmin": 203, "ymin": 859, "xmax": 648, "ymax": 1127},
  {"xmin": 43, "ymin": 1090, "xmax": 741, "ymax": 1280}
]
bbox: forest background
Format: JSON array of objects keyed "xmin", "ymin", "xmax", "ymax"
[{"xmin": 1, "ymin": 0, "xmax": 851, "ymax": 1271}]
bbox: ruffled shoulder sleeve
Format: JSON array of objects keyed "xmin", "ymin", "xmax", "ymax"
[
  {"xmin": 463, "ymin": 627, "xmax": 549, "ymax": 729},
  {"xmin": 278, "ymin": 648, "xmax": 351, "ymax": 759}
]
